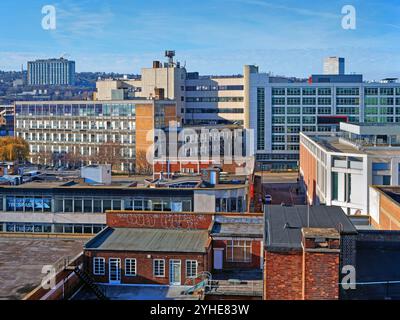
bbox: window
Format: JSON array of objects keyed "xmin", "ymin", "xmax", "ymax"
[
  {"xmin": 287, "ymin": 88, "xmax": 300, "ymax": 95},
  {"xmin": 272, "ymin": 107, "xmax": 285, "ymax": 114},
  {"xmin": 186, "ymin": 260, "xmax": 198, "ymax": 278},
  {"xmin": 257, "ymin": 88, "xmax": 265, "ymax": 150},
  {"xmin": 272, "ymin": 97, "xmax": 285, "ymax": 105},
  {"xmin": 272, "ymin": 135, "xmax": 285, "ymax": 143},
  {"xmin": 332, "ymin": 172, "xmax": 339, "ymax": 201},
  {"xmin": 302, "ymin": 116, "xmax": 316, "ymax": 124},
  {"xmin": 302, "ymin": 97, "xmax": 316, "ymax": 105},
  {"xmin": 272, "ymin": 88, "xmax": 285, "ymax": 95},
  {"xmin": 365, "ymin": 88, "xmax": 378, "ymax": 95},
  {"xmin": 287, "ymin": 107, "xmax": 300, "ymax": 114},
  {"xmin": 381, "ymin": 98, "xmax": 394, "ymax": 106},
  {"xmin": 153, "ymin": 259, "xmax": 165, "ymax": 277},
  {"xmin": 337, "ymin": 98, "xmax": 359, "ymax": 106},
  {"xmin": 380, "ymin": 88, "xmax": 394, "ymax": 96},
  {"xmin": 302, "ymin": 107, "xmax": 316, "ymax": 114},
  {"xmin": 302, "ymin": 88, "xmax": 316, "ymax": 96},
  {"xmin": 318, "ymin": 88, "xmax": 331, "ymax": 96},
  {"xmin": 365, "ymin": 107, "xmax": 378, "ymax": 115},
  {"xmin": 226, "ymin": 240, "xmax": 252, "ymax": 263},
  {"xmin": 382, "ymin": 175, "xmax": 391, "ymax": 185},
  {"xmin": 93, "ymin": 257, "xmax": 105, "ymax": 275},
  {"xmin": 287, "ymin": 97, "xmax": 300, "ymax": 105},
  {"xmin": 318, "ymin": 97, "xmax": 331, "ymax": 105},
  {"xmin": 287, "ymin": 116, "xmax": 300, "ymax": 124},
  {"xmin": 215, "ymin": 198, "xmax": 221, "ymax": 212},
  {"xmin": 125, "ymin": 258, "xmax": 137, "ymax": 276},
  {"xmin": 365, "ymin": 97, "xmax": 378, "ymax": 105},
  {"xmin": 337, "ymin": 87, "xmax": 359, "ymax": 95},
  {"xmin": 318, "ymin": 107, "xmax": 331, "ymax": 114}
]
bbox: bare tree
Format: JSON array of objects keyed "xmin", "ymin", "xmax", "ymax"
[
  {"xmin": 64, "ymin": 150, "xmax": 84, "ymax": 169},
  {"xmin": 34, "ymin": 150, "xmax": 53, "ymax": 167},
  {"xmin": 135, "ymin": 149, "xmax": 153, "ymax": 175},
  {"xmin": 94, "ymin": 142, "xmax": 123, "ymax": 171}
]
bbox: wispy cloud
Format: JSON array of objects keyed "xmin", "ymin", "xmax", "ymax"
[
  {"xmin": 226, "ymin": 0, "xmax": 340, "ymax": 19},
  {"xmin": 50, "ymin": 0, "xmax": 114, "ymax": 42}
]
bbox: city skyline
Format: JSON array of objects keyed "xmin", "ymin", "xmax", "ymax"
[{"xmin": 0, "ymin": 0, "xmax": 399, "ymax": 80}]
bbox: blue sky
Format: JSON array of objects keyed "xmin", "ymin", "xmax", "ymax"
[{"xmin": 0, "ymin": 0, "xmax": 399, "ymax": 79}]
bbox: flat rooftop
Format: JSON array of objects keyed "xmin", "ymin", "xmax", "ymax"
[
  {"xmin": 311, "ymin": 136, "xmax": 364, "ymax": 154},
  {"xmin": 373, "ymin": 186, "xmax": 400, "ymax": 206},
  {"xmin": 73, "ymin": 284, "xmax": 200, "ymax": 300},
  {"xmin": 211, "ymin": 216, "xmax": 263, "ymax": 238},
  {"xmin": 264, "ymin": 205, "xmax": 358, "ymax": 252},
  {"xmin": 340, "ymin": 122, "xmax": 400, "ymax": 136},
  {"xmin": 0, "ymin": 174, "xmax": 247, "ymax": 191},
  {"xmin": 0, "ymin": 236, "xmax": 86, "ymax": 300},
  {"xmin": 85, "ymin": 227, "xmax": 210, "ymax": 253},
  {"xmin": 306, "ymin": 134, "xmax": 400, "ymax": 157}
]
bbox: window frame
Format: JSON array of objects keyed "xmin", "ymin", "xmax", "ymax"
[
  {"xmin": 93, "ymin": 257, "xmax": 106, "ymax": 276},
  {"xmin": 186, "ymin": 260, "xmax": 198, "ymax": 278},
  {"xmin": 125, "ymin": 258, "xmax": 137, "ymax": 277},
  {"xmin": 153, "ymin": 259, "xmax": 165, "ymax": 277},
  {"xmin": 226, "ymin": 240, "xmax": 252, "ymax": 263}
]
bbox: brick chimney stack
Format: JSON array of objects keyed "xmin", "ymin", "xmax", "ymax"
[{"xmin": 301, "ymin": 228, "xmax": 340, "ymax": 300}]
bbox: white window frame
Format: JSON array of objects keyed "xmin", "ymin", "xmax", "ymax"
[
  {"xmin": 125, "ymin": 258, "xmax": 137, "ymax": 277},
  {"xmin": 153, "ymin": 259, "xmax": 165, "ymax": 277},
  {"xmin": 93, "ymin": 257, "xmax": 105, "ymax": 275},
  {"xmin": 226, "ymin": 240, "xmax": 252, "ymax": 263},
  {"xmin": 186, "ymin": 260, "xmax": 198, "ymax": 278}
]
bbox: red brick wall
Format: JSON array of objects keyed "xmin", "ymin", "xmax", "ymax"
[
  {"xmin": 154, "ymin": 161, "xmax": 211, "ymax": 175},
  {"xmin": 264, "ymin": 247, "xmax": 340, "ymax": 300},
  {"xmin": 107, "ymin": 211, "xmax": 213, "ymax": 230},
  {"xmin": 300, "ymin": 143, "xmax": 317, "ymax": 205},
  {"xmin": 302, "ymin": 252, "xmax": 339, "ymax": 300},
  {"xmin": 212, "ymin": 239, "xmax": 262, "ymax": 269},
  {"xmin": 84, "ymin": 250, "xmax": 210, "ymax": 285},
  {"xmin": 264, "ymin": 250, "xmax": 303, "ymax": 300}
]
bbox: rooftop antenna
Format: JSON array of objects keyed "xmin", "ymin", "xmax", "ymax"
[{"xmin": 165, "ymin": 50, "xmax": 175, "ymax": 67}]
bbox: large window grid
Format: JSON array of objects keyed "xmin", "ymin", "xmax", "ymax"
[
  {"xmin": 52, "ymin": 197, "xmax": 192, "ymax": 213},
  {"xmin": 226, "ymin": 240, "xmax": 252, "ymax": 263},
  {"xmin": 5, "ymin": 196, "xmax": 51, "ymax": 212}
]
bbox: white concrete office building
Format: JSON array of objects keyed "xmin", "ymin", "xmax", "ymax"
[{"xmin": 300, "ymin": 122, "xmax": 400, "ymax": 215}]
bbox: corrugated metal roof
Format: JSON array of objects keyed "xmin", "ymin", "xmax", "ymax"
[
  {"xmin": 85, "ymin": 227, "xmax": 209, "ymax": 253},
  {"xmin": 264, "ymin": 205, "xmax": 358, "ymax": 252}
]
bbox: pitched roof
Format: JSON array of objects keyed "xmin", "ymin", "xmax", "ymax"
[
  {"xmin": 85, "ymin": 227, "xmax": 210, "ymax": 253},
  {"xmin": 265, "ymin": 205, "xmax": 357, "ymax": 252}
]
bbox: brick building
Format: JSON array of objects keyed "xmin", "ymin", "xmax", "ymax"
[
  {"xmin": 83, "ymin": 210, "xmax": 265, "ymax": 289},
  {"xmin": 369, "ymin": 186, "xmax": 400, "ymax": 230},
  {"xmin": 211, "ymin": 215, "xmax": 263, "ymax": 270},
  {"xmin": 263, "ymin": 205, "xmax": 357, "ymax": 300},
  {"xmin": 84, "ymin": 211, "xmax": 213, "ymax": 286}
]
